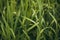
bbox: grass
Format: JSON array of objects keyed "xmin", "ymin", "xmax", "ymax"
[{"xmin": 0, "ymin": 0, "xmax": 60, "ymax": 40}]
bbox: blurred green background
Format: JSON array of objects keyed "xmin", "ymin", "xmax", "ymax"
[{"xmin": 0, "ymin": 0, "xmax": 60, "ymax": 40}]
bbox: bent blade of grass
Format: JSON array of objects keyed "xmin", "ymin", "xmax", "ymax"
[
  {"xmin": 9, "ymin": 28, "xmax": 15, "ymax": 38},
  {"xmin": 19, "ymin": 16, "xmax": 40, "ymax": 32},
  {"xmin": 2, "ymin": 15, "xmax": 9, "ymax": 28},
  {"xmin": 27, "ymin": 22, "xmax": 39, "ymax": 32},
  {"xmin": 2, "ymin": 15, "xmax": 15, "ymax": 39},
  {"xmin": 23, "ymin": 16, "xmax": 36, "ymax": 23},
  {"xmin": 49, "ymin": 12, "xmax": 57, "ymax": 24},
  {"xmin": 36, "ymin": 27, "xmax": 56, "ymax": 40},
  {"xmin": 0, "ymin": 21, "xmax": 6, "ymax": 37},
  {"xmin": 22, "ymin": 16, "xmax": 40, "ymax": 32},
  {"xmin": 23, "ymin": 30, "xmax": 30, "ymax": 40},
  {"xmin": 49, "ymin": 12, "xmax": 58, "ymax": 40},
  {"xmin": 23, "ymin": 16, "xmax": 40, "ymax": 32},
  {"xmin": 2, "ymin": 15, "xmax": 11, "ymax": 39},
  {"xmin": 50, "ymin": 20, "xmax": 55, "ymax": 25}
]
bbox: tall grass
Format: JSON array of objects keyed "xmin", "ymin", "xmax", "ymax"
[{"xmin": 0, "ymin": 0, "xmax": 60, "ymax": 40}]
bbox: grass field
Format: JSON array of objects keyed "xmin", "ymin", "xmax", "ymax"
[{"xmin": 0, "ymin": 0, "xmax": 60, "ymax": 40}]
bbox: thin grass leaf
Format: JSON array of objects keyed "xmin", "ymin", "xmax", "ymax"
[
  {"xmin": 23, "ymin": 30, "xmax": 30, "ymax": 40},
  {"xmin": 27, "ymin": 22, "xmax": 39, "ymax": 32},
  {"xmin": 9, "ymin": 28, "xmax": 15, "ymax": 38},
  {"xmin": 0, "ymin": 21, "xmax": 6, "ymax": 37},
  {"xmin": 36, "ymin": 27, "xmax": 56, "ymax": 40}
]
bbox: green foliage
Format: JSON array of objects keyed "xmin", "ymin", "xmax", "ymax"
[{"xmin": 0, "ymin": 0, "xmax": 60, "ymax": 40}]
